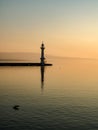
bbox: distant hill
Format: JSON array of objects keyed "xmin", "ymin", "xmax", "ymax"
[
  {"xmin": 0, "ymin": 52, "xmax": 55, "ymax": 62},
  {"xmin": 0, "ymin": 52, "xmax": 40, "ymax": 62}
]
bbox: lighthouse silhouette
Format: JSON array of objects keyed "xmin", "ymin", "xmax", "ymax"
[
  {"xmin": 0, "ymin": 41, "xmax": 52, "ymax": 66},
  {"xmin": 40, "ymin": 42, "xmax": 45, "ymax": 66}
]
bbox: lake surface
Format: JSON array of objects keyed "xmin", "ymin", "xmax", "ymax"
[{"xmin": 0, "ymin": 58, "xmax": 98, "ymax": 130}]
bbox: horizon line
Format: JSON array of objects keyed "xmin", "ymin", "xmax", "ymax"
[{"xmin": 0, "ymin": 52, "xmax": 98, "ymax": 60}]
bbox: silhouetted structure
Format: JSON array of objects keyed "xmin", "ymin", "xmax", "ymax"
[
  {"xmin": 40, "ymin": 42, "xmax": 45, "ymax": 66},
  {"xmin": 0, "ymin": 42, "xmax": 52, "ymax": 66}
]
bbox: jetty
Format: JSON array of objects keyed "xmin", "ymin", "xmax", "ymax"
[
  {"xmin": 0, "ymin": 42, "xmax": 52, "ymax": 66},
  {"xmin": 0, "ymin": 63, "xmax": 52, "ymax": 66}
]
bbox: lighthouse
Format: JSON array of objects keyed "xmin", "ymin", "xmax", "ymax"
[{"xmin": 40, "ymin": 42, "xmax": 45, "ymax": 66}]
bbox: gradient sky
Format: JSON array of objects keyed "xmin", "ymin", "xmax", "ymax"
[{"xmin": 0, "ymin": 0, "xmax": 98, "ymax": 58}]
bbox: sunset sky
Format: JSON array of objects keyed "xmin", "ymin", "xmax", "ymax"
[{"xmin": 0, "ymin": 0, "xmax": 98, "ymax": 58}]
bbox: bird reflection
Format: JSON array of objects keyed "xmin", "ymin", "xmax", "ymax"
[{"xmin": 40, "ymin": 66, "xmax": 45, "ymax": 92}]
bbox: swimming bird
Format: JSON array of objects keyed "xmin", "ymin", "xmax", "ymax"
[{"xmin": 13, "ymin": 105, "xmax": 20, "ymax": 110}]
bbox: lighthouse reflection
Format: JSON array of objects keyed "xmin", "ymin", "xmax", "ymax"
[{"xmin": 40, "ymin": 66, "xmax": 45, "ymax": 91}]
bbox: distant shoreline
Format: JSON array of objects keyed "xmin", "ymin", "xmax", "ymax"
[{"xmin": 0, "ymin": 59, "xmax": 27, "ymax": 61}]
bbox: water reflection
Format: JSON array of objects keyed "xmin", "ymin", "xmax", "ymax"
[{"xmin": 40, "ymin": 66, "xmax": 45, "ymax": 92}]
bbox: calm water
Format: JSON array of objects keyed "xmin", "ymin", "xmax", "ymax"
[{"xmin": 0, "ymin": 58, "xmax": 98, "ymax": 130}]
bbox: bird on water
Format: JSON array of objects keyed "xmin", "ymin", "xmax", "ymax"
[{"xmin": 13, "ymin": 105, "xmax": 20, "ymax": 110}]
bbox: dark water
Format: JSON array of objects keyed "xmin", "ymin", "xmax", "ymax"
[{"xmin": 0, "ymin": 58, "xmax": 98, "ymax": 130}]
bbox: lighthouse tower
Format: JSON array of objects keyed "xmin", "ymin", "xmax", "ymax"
[{"xmin": 40, "ymin": 42, "xmax": 45, "ymax": 66}]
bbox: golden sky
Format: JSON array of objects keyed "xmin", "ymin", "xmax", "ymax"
[{"xmin": 0, "ymin": 0, "xmax": 98, "ymax": 58}]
